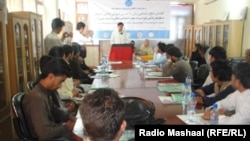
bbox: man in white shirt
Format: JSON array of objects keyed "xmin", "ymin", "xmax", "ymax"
[
  {"xmin": 214, "ymin": 62, "xmax": 250, "ymax": 124},
  {"xmin": 44, "ymin": 18, "xmax": 66, "ymax": 54},
  {"xmin": 110, "ymin": 22, "xmax": 130, "ymax": 45},
  {"xmin": 71, "ymin": 22, "xmax": 92, "ymax": 45}
]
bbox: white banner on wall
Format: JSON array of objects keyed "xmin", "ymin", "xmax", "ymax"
[{"xmin": 88, "ymin": 0, "xmax": 170, "ymax": 39}]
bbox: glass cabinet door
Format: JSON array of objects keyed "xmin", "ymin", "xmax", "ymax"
[
  {"xmin": 216, "ymin": 25, "xmax": 221, "ymax": 46},
  {"xmin": 31, "ymin": 18, "xmax": 38, "ymax": 79},
  {"xmin": 37, "ymin": 20, "xmax": 43, "ymax": 58},
  {"xmin": 194, "ymin": 27, "xmax": 202, "ymax": 44},
  {"xmin": 23, "ymin": 23, "xmax": 32, "ymax": 83},
  {"xmin": 194, "ymin": 30, "xmax": 199, "ymax": 43},
  {"xmin": 199, "ymin": 30, "xmax": 202, "ymax": 43},
  {"xmin": 35, "ymin": 18, "xmax": 43, "ymax": 78},
  {"xmin": 14, "ymin": 22, "xmax": 25, "ymax": 92},
  {"xmin": 223, "ymin": 24, "xmax": 229, "ymax": 51},
  {"xmin": 209, "ymin": 26, "xmax": 214, "ymax": 47},
  {"xmin": 203, "ymin": 26, "xmax": 209, "ymax": 47}
]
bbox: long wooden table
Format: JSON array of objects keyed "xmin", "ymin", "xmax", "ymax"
[
  {"xmin": 72, "ymin": 61, "xmax": 204, "ymax": 140},
  {"xmin": 90, "ymin": 61, "xmax": 201, "ymax": 124}
]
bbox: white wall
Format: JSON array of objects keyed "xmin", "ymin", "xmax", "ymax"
[
  {"xmin": 195, "ymin": 0, "xmax": 250, "ymax": 56},
  {"xmin": 43, "ymin": 0, "xmax": 59, "ymax": 37}
]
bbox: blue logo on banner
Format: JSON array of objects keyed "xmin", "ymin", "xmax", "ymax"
[
  {"xmin": 93, "ymin": 30, "xmax": 170, "ymax": 39},
  {"xmin": 125, "ymin": 0, "xmax": 133, "ymax": 7}
]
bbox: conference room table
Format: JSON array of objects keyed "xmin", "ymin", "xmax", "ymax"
[{"xmin": 72, "ymin": 60, "xmax": 205, "ymax": 140}]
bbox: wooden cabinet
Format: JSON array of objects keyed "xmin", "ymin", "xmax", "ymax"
[
  {"xmin": 0, "ymin": 9, "xmax": 14, "ymax": 141},
  {"xmin": 203, "ymin": 20, "xmax": 244, "ymax": 57},
  {"xmin": 184, "ymin": 25, "xmax": 194, "ymax": 58},
  {"xmin": 16, "ymin": 12, "xmax": 44, "ymax": 80},
  {"xmin": 203, "ymin": 23, "xmax": 216, "ymax": 47},
  {"xmin": 6, "ymin": 12, "xmax": 35, "ymax": 95}
]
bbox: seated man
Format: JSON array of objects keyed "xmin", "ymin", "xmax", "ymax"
[
  {"xmin": 79, "ymin": 88, "xmax": 126, "ymax": 141},
  {"xmin": 195, "ymin": 59, "xmax": 235, "ymax": 107},
  {"xmin": 23, "ymin": 58, "xmax": 76, "ymax": 141},
  {"xmin": 157, "ymin": 46, "xmax": 193, "ymax": 83},
  {"xmin": 78, "ymin": 47, "xmax": 96, "ymax": 76},
  {"xmin": 190, "ymin": 43, "xmax": 206, "ymax": 67},
  {"xmin": 35, "ymin": 55, "xmax": 77, "ymax": 114},
  {"xmin": 135, "ymin": 39, "xmax": 153, "ymax": 56},
  {"xmin": 71, "ymin": 42, "xmax": 94, "ymax": 84},
  {"xmin": 204, "ymin": 62, "xmax": 250, "ymax": 124},
  {"xmin": 202, "ymin": 46, "xmax": 227, "ymax": 87},
  {"xmin": 147, "ymin": 42, "xmax": 174, "ymax": 68}
]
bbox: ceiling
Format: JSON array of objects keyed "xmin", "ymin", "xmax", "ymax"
[{"xmin": 76, "ymin": 0, "xmax": 200, "ymax": 4}]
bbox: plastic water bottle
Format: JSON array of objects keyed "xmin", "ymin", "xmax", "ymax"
[
  {"xmin": 182, "ymin": 87, "xmax": 188, "ymax": 115},
  {"xmin": 99, "ymin": 55, "xmax": 105, "ymax": 74},
  {"xmin": 182, "ymin": 74, "xmax": 192, "ymax": 114},
  {"xmin": 210, "ymin": 103, "xmax": 219, "ymax": 125},
  {"xmin": 185, "ymin": 73, "xmax": 192, "ymax": 88},
  {"xmin": 185, "ymin": 73, "xmax": 192, "ymax": 94},
  {"xmin": 187, "ymin": 93, "xmax": 196, "ymax": 123}
]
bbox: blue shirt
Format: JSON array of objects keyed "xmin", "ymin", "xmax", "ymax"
[{"xmin": 148, "ymin": 53, "xmax": 167, "ymax": 67}]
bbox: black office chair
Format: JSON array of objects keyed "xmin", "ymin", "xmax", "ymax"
[
  {"xmin": 27, "ymin": 81, "xmax": 37, "ymax": 91},
  {"xmin": 228, "ymin": 57, "xmax": 245, "ymax": 70},
  {"xmin": 11, "ymin": 92, "xmax": 38, "ymax": 141},
  {"xmin": 192, "ymin": 64, "xmax": 210, "ymax": 90},
  {"xmin": 189, "ymin": 61, "xmax": 198, "ymax": 80}
]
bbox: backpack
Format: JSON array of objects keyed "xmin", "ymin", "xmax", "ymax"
[{"xmin": 121, "ymin": 97, "xmax": 166, "ymax": 129}]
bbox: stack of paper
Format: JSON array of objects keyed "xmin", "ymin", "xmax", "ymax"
[
  {"xmin": 90, "ymin": 73, "xmax": 120, "ymax": 79},
  {"xmin": 157, "ymin": 83, "xmax": 184, "ymax": 92},
  {"xmin": 147, "ymin": 72, "xmax": 162, "ymax": 77},
  {"xmin": 158, "ymin": 96, "xmax": 177, "ymax": 104},
  {"xmin": 94, "ymin": 69, "xmax": 114, "ymax": 73},
  {"xmin": 177, "ymin": 113, "xmax": 226, "ymax": 125},
  {"xmin": 158, "ymin": 94, "xmax": 182, "ymax": 104}
]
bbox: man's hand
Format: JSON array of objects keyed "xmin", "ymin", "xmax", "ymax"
[
  {"xmin": 65, "ymin": 102, "xmax": 76, "ymax": 112},
  {"xmin": 195, "ymin": 89, "xmax": 205, "ymax": 97},
  {"xmin": 65, "ymin": 119, "xmax": 75, "ymax": 131}
]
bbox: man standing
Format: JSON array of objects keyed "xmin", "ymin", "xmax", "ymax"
[
  {"xmin": 110, "ymin": 22, "xmax": 130, "ymax": 45},
  {"xmin": 71, "ymin": 22, "xmax": 93, "ymax": 45},
  {"xmin": 44, "ymin": 18, "xmax": 67, "ymax": 54}
]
